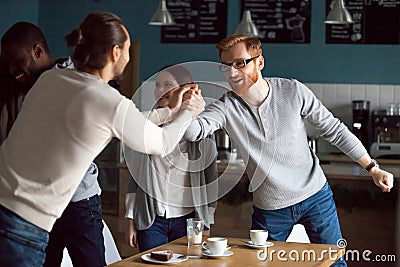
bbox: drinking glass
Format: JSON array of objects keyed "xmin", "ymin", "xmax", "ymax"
[{"xmin": 186, "ymin": 218, "xmax": 204, "ymax": 246}]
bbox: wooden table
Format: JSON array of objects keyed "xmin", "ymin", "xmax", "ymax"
[{"xmin": 107, "ymin": 237, "xmax": 345, "ymax": 267}]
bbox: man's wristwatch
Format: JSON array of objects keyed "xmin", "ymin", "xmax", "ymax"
[{"xmin": 365, "ymin": 159, "xmax": 379, "ymax": 172}]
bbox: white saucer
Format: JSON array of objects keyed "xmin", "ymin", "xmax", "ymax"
[
  {"xmin": 244, "ymin": 240, "xmax": 274, "ymax": 249},
  {"xmin": 141, "ymin": 253, "xmax": 188, "ymax": 264},
  {"xmin": 201, "ymin": 249, "xmax": 233, "ymax": 258}
]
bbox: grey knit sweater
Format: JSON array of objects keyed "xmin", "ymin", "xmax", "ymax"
[{"xmin": 185, "ymin": 77, "xmax": 367, "ymax": 210}]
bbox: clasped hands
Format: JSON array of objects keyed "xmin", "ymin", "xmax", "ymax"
[{"xmin": 167, "ymin": 83, "xmax": 205, "ymax": 118}]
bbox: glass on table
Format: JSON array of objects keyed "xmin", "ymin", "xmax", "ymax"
[{"xmin": 186, "ymin": 218, "xmax": 204, "ymax": 246}]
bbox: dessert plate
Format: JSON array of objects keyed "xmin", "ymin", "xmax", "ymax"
[
  {"xmin": 244, "ymin": 240, "xmax": 274, "ymax": 249},
  {"xmin": 201, "ymin": 249, "xmax": 233, "ymax": 258},
  {"xmin": 141, "ymin": 253, "xmax": 188, "ymax": 264}
]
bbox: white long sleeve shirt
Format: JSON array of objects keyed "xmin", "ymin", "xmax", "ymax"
[
  {"xmin": 0, "ymin": 68, "xmax": 192, "ymax": 231},
  {"xmin": 125, "ymin": 141, "xmax": 194, "ymax": 220}
]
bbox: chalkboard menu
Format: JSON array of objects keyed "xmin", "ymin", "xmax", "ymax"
[
  {"xmin": 161, "ymin": 0, "xmax": 227, "ymax": 43},
  {"xmin": 240, "ymin": 0, "xmax": 312, "ymax": 43},
  {"xmin": 326, "ymin": 0, "xmax": 400, "ymax": 44}
]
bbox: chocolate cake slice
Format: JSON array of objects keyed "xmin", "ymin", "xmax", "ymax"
[{"xmin": 150, "ymin": 250, "xmax": 174, "ymax": 261}]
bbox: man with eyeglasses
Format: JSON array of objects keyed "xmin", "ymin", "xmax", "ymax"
[{"xmin": 185, "ymin": 34, "xmax": 393, "ymax": 267}]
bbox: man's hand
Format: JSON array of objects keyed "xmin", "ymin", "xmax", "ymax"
[
  {"xmin": 370, "ymin": 168, "xmax": 394, "ymax": 192},
  {"xmin": 180, "ymin": 87, "xmax": 205, "ymax": 118},
  {"xmin": 168, "ymin": 84, "xmax": 198, "ymax": 112},
  {"xmin": 182, "ymin": 86, "xmax": 201, "ymax": 102},
  {"xmin": 126, "ymin": 218, "xmax": 138, "ymax": 248},
  {"xmin": 169, "ymin": 84, "xmax": 205, "ymax": 118}
]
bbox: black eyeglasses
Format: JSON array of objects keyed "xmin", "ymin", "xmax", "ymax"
[{"xmin": 218, "ymin": 56, "xmax": 259, "ymax": 72}]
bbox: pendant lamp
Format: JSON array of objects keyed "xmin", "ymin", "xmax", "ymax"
[
  {"xmin": 149, "ymin": 0, "xmax": 176, "ymax": 26},
  {"xmin": 325, "ymin": 0, "xmax": 353, "ymax": 24},
  {"xmin": 234, "ymin": 10, "xmax": 260, "ymax": 37}
]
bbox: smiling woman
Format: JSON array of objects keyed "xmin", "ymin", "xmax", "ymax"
[
  {"xmin": 154, "ymin": 64, "xmax": 193, "ymax": 105},
  {"xmin": 123, "ymin": 63, "xmax": 217, "ymax": 253}
]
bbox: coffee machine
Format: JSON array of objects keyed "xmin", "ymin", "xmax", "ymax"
[
  {"xmin": 370, "ymin": 109, "xmax": 400, "ymax": 159},
  {"xmin": 352, "ymin": 100, "xmax": 370, "ymax": 151}
]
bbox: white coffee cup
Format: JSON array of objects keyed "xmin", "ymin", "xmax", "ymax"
[
  {"xmin": 202, "ymin": 237, "xmax": 227, "ymax": 255},
  {"xmin": 250, "ymin": 230, "xmax": 268, "ymax": 246}
]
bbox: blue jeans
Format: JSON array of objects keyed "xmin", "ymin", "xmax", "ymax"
[
  {"xmin": 137, "ymin": 211, "xmax": 195, "ymax": 252},
  {"xmin": 0, "ymin": 205, "xmax": 49, "ymax": 267},
  {"xmin": 43, "ymin": 194, "xmax": 104, "ymax": 267},
  {"xmin": 251, "ymin": 181, "xmax": 347, "ymax": 267}
]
